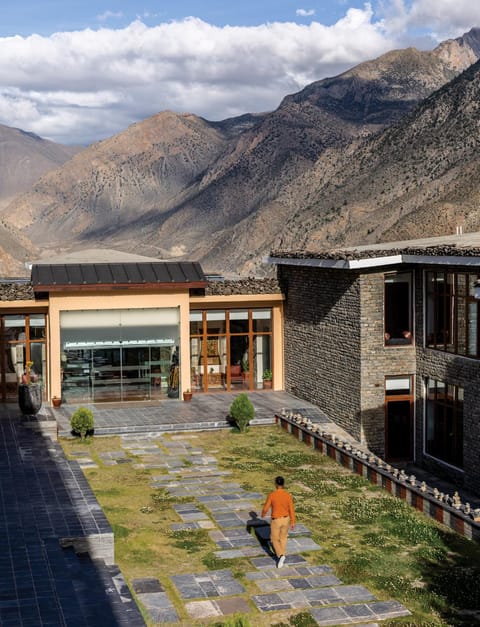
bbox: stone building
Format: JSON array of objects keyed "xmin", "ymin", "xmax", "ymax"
[{"xmin": 269, "ymin": 232, "xmax": 480, "ymax": 494}]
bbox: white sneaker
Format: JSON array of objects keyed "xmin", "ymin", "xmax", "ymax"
[{"xmin": 277, "ymin": 555, "xmax": 285, "ymax": 569}]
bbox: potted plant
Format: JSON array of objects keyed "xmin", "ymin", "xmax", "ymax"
[
  {"xmin": 52, "ymin": 396, "xmax": 62, "ymax": 408},
  {"xmin": 183, "ymin": 389, "xmax": 193, "ymax": 402},
  {"xmin": 18, "ymin": 360, "xmax": 42, "ymax": 415},
  {"xmin": 262, "ymin": 369, "xmax": 273, "ymax": 389}
]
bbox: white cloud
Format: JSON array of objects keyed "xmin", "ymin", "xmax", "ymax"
[
  {"xmin": 379, "ymin": 0, "xmax": 480, "ymax": 41},
  {"xmin": 0, "ymin": 2, "xmax": 476, "ymax": 145},
  {"xmin": 97, "ymin": 11, "xmax": 124, "ymax": 22},
  {"xmin": 296, "ymin": 9, "xmax": 316, "ymax": 17}
]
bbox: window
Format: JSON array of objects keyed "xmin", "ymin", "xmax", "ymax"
[
  {"xmin": 425, "ymin": 378, "xmax": 463, "ymax": 469},
  {"xmin": 60, "ymin": 308, "xmax": 180, "ymax": 403},
  {"xmin": 426, "ymin": 271, "xmax": 479, "ymax": 357},
  {"xmin": 384, "ymin": 272, "xmax": 413, "ymax": 345},
  {"xmin": 190, "ymin": 308, "xmax": 272, "ymax": 392}
]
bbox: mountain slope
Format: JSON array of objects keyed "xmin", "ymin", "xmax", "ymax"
[
  {"xmin": 3, "ymin": 29, "xmax": 480, "ymax": 274},
  {"xmin": 1, "ymin": 111, "xmax": 236, "ymax": 246},
  {"xmin": 277, "ymin": 56, "xmax": 480, "ymax": 252},
  {"xmin": 0, "ymin": 125, "xmax": 79, "ymax": 208}
]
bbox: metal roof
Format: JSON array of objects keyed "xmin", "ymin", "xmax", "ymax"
[{"xmin": 31, "ymin": 261, "xmax": 207, "ymax": 292}]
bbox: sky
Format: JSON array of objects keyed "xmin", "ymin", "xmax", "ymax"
[{"xmin": 0, "ymin": 1, "xmax": 479, "ymax": 145}]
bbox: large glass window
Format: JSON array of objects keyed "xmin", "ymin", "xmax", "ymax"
[
  {"xmin": 384, "ymin": 272, "xmax": 413, "ymax": 345},
  {"xmin": 425, "ymin": 378, "xmax": 463, "ymax": 469},
  {"xmin": 60, "ymin": 308, "xmax": 179, "ymax": 403},
  {"xmin": 426, "ymin": 271, "xmax": 480, "ymax": 357},
  {"xmin": 190, "ymin": 308, "xmax": 273, "ymax": 392}
]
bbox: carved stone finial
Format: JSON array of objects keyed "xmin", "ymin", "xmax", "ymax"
[{"xmin": 452, "ymin": 491, "xmax": 462, "ymax": 509}]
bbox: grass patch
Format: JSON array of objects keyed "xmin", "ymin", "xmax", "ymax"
[{"xmin": 60, "ymin": 427, "xmax": 480, "ymax": 626}]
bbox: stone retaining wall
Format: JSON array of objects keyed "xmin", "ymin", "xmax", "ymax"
[{"xmin": 276, "ymin": 412, "xmax": 480, "ymax": 543}]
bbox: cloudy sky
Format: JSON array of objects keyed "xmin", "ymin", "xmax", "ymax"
[{"xmin": 0, "ymin": 0, "xmax": 479, "ymax": 145}]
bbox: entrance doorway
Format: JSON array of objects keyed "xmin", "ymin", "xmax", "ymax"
[
  {"xmin": 385, "ymin": 376, "xmax": 413, "ymax": 461},
  {"xmin": 1, "ymin": 314, "xmax": 46, "ymax": 402}
]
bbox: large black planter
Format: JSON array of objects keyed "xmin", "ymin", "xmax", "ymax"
[{"xmin": 18, "ymin": 383, "xmax": 42, "ymax": 415}]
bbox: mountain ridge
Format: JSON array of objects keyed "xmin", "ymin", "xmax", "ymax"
[{"xmin": 3, "ymin": 28, "xmax": 480, "ymax": 275}]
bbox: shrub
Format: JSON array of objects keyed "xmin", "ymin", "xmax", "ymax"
[
  {"xmin": 229, "ymin": 393, "xmax": 255, "ymax": 433},
  {"xmin": 70, "ymin": 406, "xmax": 94, "ymax": 439}
]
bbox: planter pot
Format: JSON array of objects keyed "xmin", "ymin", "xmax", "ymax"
[
  {"xmin": 18, "ymin": 383, "xmax": 42, "ymax": 415},
  {"xmin": 183, "ymin": 392, "xmax": 193, "ymax": 402},
  {"xmin": 263, "ymin": 380, "xmax": 273, "ymax": 389},
  {"xmin": 52, "ymin": 397, "xmax": 62, "ymax": 408}
]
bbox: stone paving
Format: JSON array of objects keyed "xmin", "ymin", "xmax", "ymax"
[
  {"xmin": 1, "ymin": 392, "xmax": 416, "ymax": 626},
  {"xmin": 94, "ymin": 429, "xmax": 411, "ymax": 625},
  {"xmin": 0, "ymin": 408, "xmax": 145, "ymax": 627}
]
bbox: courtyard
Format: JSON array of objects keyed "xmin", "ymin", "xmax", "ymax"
[{"xmin": 2, "ymin": 393, "xmax": 480, "ymax": 625}]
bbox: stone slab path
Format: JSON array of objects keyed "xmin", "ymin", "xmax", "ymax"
[{"xmin": 97, "ymin": 431, "xmax": 411, "ymax": 625}]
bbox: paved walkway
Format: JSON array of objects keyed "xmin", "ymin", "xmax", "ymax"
[
  {"xmin": 53, "ymin": 391, "xmax": 344, "ymax": 437},
  {"xmin": 0, "ymin": 406, "xmax": 145, "ymax": 626},
  {"xmin": 1, "ymin": 391, "xmax": 475, "ymax": 625}
]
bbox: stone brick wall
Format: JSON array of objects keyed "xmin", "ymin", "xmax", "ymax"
[
  {"xmin": 359, "ymin": 271, "xmax": 416, "ymax": 456},
  {"xmin": 279, "ymin": 265, "xmax": 363, "ymax": 439},
  {"xmin": 0, "ymin": 282, "xmax": 34, "ymax": 300},
  {"xmin": 279, "ymin": 261, "xmax": 480, "ymax": 495}
]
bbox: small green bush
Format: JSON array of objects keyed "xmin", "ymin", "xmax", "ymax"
[
  {"xmin": 229, "ymin": 393, "xmax": 255, "ymax": 433},
  {"xmin": 70, "ymin": 406, "xmax": 94, "ymax": 439}
]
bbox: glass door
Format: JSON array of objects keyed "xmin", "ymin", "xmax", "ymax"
[{"xmin": 385, "ymin": 376, "xmax": 414, "ymax": 461}]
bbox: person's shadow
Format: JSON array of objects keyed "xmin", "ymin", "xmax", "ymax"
[{"xmin": 246, "ymin": 511, "xmax": 274, "ymax": 556}]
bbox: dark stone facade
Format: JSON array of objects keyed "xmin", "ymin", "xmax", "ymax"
[
  {"xmin": 279, "ymin": 265, "xmax": 363, "ymax": 439},
  {"xmin": 0, "ymin": 282, "xmax": 34, "ymax": 301},
  {"xmin": 414, "ymin": 267, "xmax": 480, "ymax": 495},
  {"xmin": 279, "ymin": 261, "xmax": 480, "ymax": 496},
  {"xmin": 206, "ymin": 278, "xmax": 281, "ymax": 296}
]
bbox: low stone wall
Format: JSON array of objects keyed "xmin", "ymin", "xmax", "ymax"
[{"xmin": 276, "ymin": 411, "xmax": 480, "ymax": 543}]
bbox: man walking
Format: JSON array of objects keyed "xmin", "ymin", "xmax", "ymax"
[{"xmin": 261, "ymin": 476, "xmax": 295, "ymax": 568}]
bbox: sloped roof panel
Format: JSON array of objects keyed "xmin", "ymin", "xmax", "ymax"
[{"xmin": 31, "ymin": 261, "xmax": 207, "ymax": 290}]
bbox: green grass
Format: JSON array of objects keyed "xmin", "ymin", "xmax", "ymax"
[{"xmin": 60, "ymin": 426, "xmax": 480, "ymax": 626}]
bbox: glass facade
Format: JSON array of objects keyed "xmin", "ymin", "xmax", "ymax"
[
  {"xmin": 426, "ymin": 271, "xmax": 480, "ymax": 357},
  {"xmin": 425, "ymin": 378, "xmax": 463, "ymax": 469},
  {"xmin": 60, "ymin": 308, "xmax": 180, "ymax": 403},
  {"xmin": 190, "ymin": 308, "xmax": 272, "ymax": 392}
]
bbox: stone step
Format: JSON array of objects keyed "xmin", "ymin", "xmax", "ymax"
[
  {"xmin": 58, "ymin": 415, "xmax": 275, "ymax": 438},
  {"xmin": 44, "ymin": 538, "xmax": 146, "ymax": 627}
]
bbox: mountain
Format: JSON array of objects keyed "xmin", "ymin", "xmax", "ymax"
[
  {"xmin": 278, "ymin": 55, "xmax": 480, "ymax": 251},
  {"xmin": 2, "ymin": 28, "xmax": 480, "ymax": 275},
  {"xmin": 0, "ymin": 124, "xmax": 79, "ymax": 209}
]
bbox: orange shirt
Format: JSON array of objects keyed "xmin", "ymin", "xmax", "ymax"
[{"xmin": 261, "ymin": 487, "xmax": 295, "ymax": 525}]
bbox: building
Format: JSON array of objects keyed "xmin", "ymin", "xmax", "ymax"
[
  {"xmin": 0, "ymin": 250, "xmax": 284, "ymax": 405},
  {"xmin": 3, "ymin": 234, "xmax": 480, "ymax": 494},
  {"xmin": 269, "ymin": 232, "xmax": 480, "ymax": 495}
]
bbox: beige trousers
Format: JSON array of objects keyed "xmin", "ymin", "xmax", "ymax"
[{"xmin": 270, "ymin": 516, "xmax": 289, "ymax": 557}]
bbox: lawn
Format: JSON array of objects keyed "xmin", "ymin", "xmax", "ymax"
[{"xmin": 60, "ymin": 426, "xmax": 480, "ymax": 626}]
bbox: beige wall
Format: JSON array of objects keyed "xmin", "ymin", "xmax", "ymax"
[
  {"xmin": 48, "ymin": 289, "xmax": 191, "ymax": 400},
  {"xmin": 3, "ymin": 291, "xmax": 285, "ymax": 401}
]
